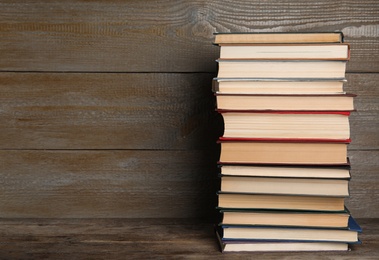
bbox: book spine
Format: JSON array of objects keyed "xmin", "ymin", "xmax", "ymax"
[
  {"xmin": 218, "ymin": 137, "xmax": 351, "ymax": 143},
  {"xmin": 217, "ymin": 110, "xmax": 351, "ymax": 116}
]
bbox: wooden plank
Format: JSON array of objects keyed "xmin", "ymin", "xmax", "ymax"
[
  {"xmin": 0, "ymin": 150, "xmax": 219, "ymax": 218},
  {"xmin": 0, "ymin": 0, "xmax": 378, "ymax": 72},
  {"xmin": 1, "ymin": 72, "xmax": 377, "ymax": 149},
  {"xmin": 0, "ymin": 218, "xmax": 377, "ymax": 259},
  {"xmin": 0, "ymin": 72, "xmax": 218, "ymax": 149},
  {"xmin": 346, "ymin": 150, "xmax": 379, "ymax": 218},
  {"xmin": 345, "ymin": 69, "xmax": 379, "ymax": 219},
  {"xmin": 0, "ymin": 149, "xmax": 376, "ymax": 219},
  {"xmin": 349, "ymin": 112, "xmax": 379, "ymax": 150},
  {"xmin": 345, "ymin": 73, "xmax": 379, "ymax": 112},
  {"xmin": 346, "ymin": 73, "xmax": 379, "ymax": 149}
]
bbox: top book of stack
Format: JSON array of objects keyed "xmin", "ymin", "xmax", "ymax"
[{"xmin": 214, "ymin": 32, "xmax": 344, "ymax": 44}]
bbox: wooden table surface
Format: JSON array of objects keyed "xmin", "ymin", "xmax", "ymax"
[{"xmin": 0, "ymin": 218, "xmax": 377, "ymax": 259}]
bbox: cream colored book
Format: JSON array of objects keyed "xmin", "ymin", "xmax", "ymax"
[
  {"xmin": 215, "ymin": 94, "xmax": 355, "ymax": 111},
  {"xmin": 218, "ymin": 239, "xmax": 349, "ymax": 252},
  {"xmin": 219, "ymin": 44, "xmax": 350, "ymax": 60},
  {"xmin": 217, "ymin": 60, "xmax": 347, "ymax": 79},
  {"xmin": 220, "ymin": 165, "xmax": 351, "ymax": 179},
  {"xmin": 220, "ymin": 111, "xmax": 350, "ymax": 140}
]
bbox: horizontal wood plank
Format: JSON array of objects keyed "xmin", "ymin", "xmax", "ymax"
[
  {"xmin": 0, "ymin": 73, "xmax": 219, "ymax": 149},
  {"xmin": 0, "ymin": 72, "xmax": 377, "ymax": 150},
  {"xmin": 346, "ymin": 150, "xmax": 379, "ymax": 218},
  {"xmin": 346, "ymin": 73, "xmax": 379, "ymax": 149},
  {"xmin": 0, "ymin": 218, "xmax": 377, "ymax": 259},
  {"xmin": 345, "ymin": 73, "xmax": 379, "ymax": 112},
  {"xmin": 0, "ymin": 149, "xmax": 376, "ymax": 219},
  {"xmin": 0, "ymin": 150, "xmax": 219, "ymax": 219},
  {"xmin": 349, "ymin": 112, "xmax": 379, "ymax": 150},
  {"xmin": 0, "ymin": 0, "xmax": 378, "ymax": 72}
]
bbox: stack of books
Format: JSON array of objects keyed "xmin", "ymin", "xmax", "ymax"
[{"xmin": 213, "ymin": 32, "xmax": 362, "ymax": 252}]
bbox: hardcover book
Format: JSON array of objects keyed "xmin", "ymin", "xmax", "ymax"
[
  {"xmin": 216, "ymin": 229, "xmax": 361, "ymax": 253},
  {"xmin": 219, "ymin": 111, "xmax": 351, "ymax": 140},
  {"xmin": 218, "ymin": 139, "xmax": 350, "ymax": 165},
  {"xmin": 219, "ymin": 208, "xmax": 351, "ymax": 228},
  {"xmin": 219, "ymin": 164, "xmax": 351, "ymax": 179},
  {"xmin": 216, "ymin": 60, "xmax": 347, "ymax": 79},
  {"xmin": 213, "ymin": 78, "xmax": 347, "ymax": 95},
  {"xmin": 215, "ymin": 93, "xmax": 356, "ymax": 111},
  {"xmin": 214, "ymin": 32, "xmax": 344, "ymax": 44},
  {"xmin": 217, "ymin": 192, "xmax": 346, "ymax": 212},
  {"xmin": 218, "ymin": 44, "xmax": 350, "ymax": 60},
  {"xmin": 217, "ymin": 237, "xmax": 351, "ymax": 252},
  {"xmin": 220, "ymin": 217, "xmax": 362, "ymax": 243},
  {"xmin": 219, "ymin": 176, "xmax": 350, "ymax": 196}
]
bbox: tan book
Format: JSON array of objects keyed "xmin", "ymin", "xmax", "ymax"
[
  {"xmin": 215, "ymin": 94, "xmax": 355, "ymax": 111},
  {"xmin": 220, "ymin": 209, "xmax": 350, "ymax": 228},
  {"xmin": 217, "ymin": 193, "xmax": 345, "ymax": 211},
  {"xmin": 220, "ymin": 111, "xmax": 351, "ymax": 140},
  {"xmin": 214, "ymin": 32, "xmax": 344, "ymax": 44},
  {"xmin": 218, "ymin": 140, "xmax": 349, "ymax": 165},
  {"xmin": 220, "ymin": 176, "xmax": 349, "ymax": 196}
]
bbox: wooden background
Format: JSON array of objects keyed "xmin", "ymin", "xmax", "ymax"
[{"xmin": 1, "ymin": 0, "xmax": 378, "ymax": 220}]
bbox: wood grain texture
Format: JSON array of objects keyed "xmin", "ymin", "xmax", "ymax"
[
  {"xmin": 0, "ymin": 218, "xmax": 377, "ymax": 259},
  {"xmin": 0, "ymin": 0, "xmax": 378, "ymax": 72},
  {"xmin": 0, "ymin": 72, "xmax": 377, "ymax": 150},
  {"xmin": 0, "ymin": 149, "xmax": 376, "ymax": 219},
  {"xmin": 0, "ymin": 0, "xmax": 378, "ymax": 221},
  {"xmin": 0, "ymin": 150, "xmax": 219, "ymax": 218},
  {"xmin": 0, "ymin": 73, "xmax": 219, "ymax": 149},
  {"xmin": 346, "ymin": 151, "xmax": 379, "ymax": 218},
  {"xmin": 345, "ymin": 73, "xmax": 379, "ymax": 150}
]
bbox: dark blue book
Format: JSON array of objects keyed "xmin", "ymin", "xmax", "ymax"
[{"xmin": 220, "ymin": 216, "xmax": 362, "ymax": 243}]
